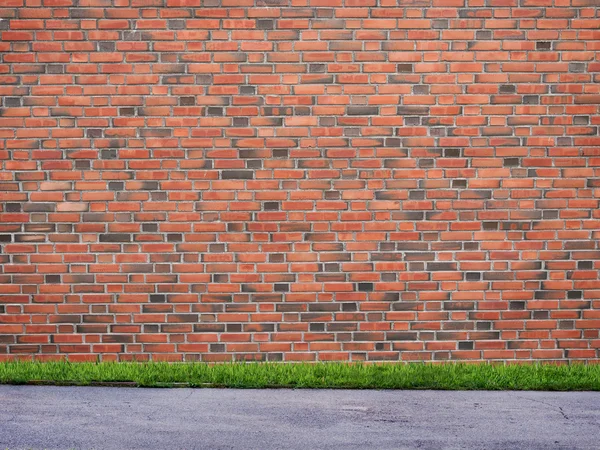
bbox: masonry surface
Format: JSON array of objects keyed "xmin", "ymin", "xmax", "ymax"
[{"xmin": 0, "ymin": 0, "xmax": 599, "ymax": 363}]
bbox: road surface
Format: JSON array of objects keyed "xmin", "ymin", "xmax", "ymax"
[{"xmin": 1, "ymin": 386, "xmax": 599, "ymax": 449}]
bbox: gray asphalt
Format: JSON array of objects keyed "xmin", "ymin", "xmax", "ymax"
[{"xmin": 0, "ymin": 386, "xmax": 599, "ymax": 450}]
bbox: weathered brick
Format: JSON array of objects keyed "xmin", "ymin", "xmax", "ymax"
[{"xmin": 0, "ymin": 3, "xmax": 597, "ymax": 364}]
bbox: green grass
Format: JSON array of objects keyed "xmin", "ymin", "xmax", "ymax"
[{"xmin": 0, "ymin": 361, "xmax": 599, "ymax": 390}]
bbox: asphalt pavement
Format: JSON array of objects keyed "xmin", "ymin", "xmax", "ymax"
[{"xmin": 0, "ymin": 386, "xmax": 599, "ymax": 449}]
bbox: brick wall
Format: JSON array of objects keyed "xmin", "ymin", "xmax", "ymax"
[{"xmin": 1, "ymin": 0, "xmax": 599, "ymax": 363}]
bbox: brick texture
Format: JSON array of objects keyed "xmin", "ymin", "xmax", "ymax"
[{"xmin": 1, "ymin": 1, "xmax": 599, "ymax": 363}]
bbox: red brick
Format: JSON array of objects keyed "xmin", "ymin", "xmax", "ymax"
[{"xmin": 0, "ymin": 2, "xmax": 597, "ymax": 363}]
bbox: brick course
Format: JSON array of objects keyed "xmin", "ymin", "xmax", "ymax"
[{"xmin": 0, "ymin": 1, "xmax": 599, "ymax": 363}]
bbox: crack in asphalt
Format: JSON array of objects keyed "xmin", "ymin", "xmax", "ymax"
[
  {"xmin": 516, "ymin": 395, "xmax": 569, "ymax": 420},
  {"xmin": 184, "ymin": 388, "xmax": 195, "ymax": 401}
]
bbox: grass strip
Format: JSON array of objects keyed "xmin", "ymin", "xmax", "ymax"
[{"xmin": 0, "ymin": 361, "xmax": 599, "ymax": 390}]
